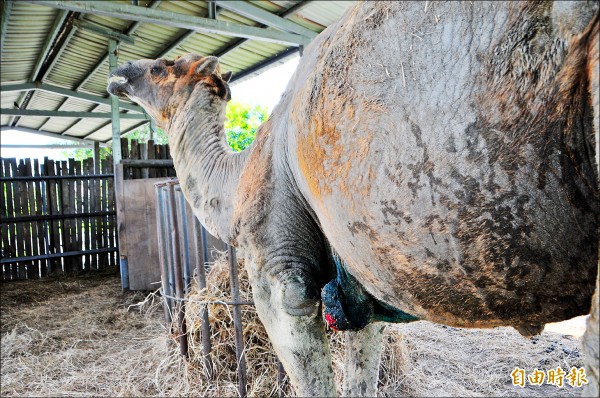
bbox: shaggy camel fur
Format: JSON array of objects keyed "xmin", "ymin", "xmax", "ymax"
[{"xmin": 109, "ymin": 2, "xmax": 599, "ymax": 396}]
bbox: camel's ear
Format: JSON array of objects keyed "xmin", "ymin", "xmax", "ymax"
[
  {"xmin": 195, "ymin": 56, "xmax": 219, "ymax": 76},
  {"xmin": 221, "ymin": 71, "xmax": 233, "ymax": 83}
]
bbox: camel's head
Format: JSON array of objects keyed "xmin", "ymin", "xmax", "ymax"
[{"xmin": 107, "ymin": 54, "xmax": 232, "ymax": 128}]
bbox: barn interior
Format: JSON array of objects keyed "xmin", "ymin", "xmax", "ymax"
[{"xmin": 0, "ymin": 2, "xmax": 590, "ymax": 397}]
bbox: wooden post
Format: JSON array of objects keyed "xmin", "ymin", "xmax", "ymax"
[
  {"xmin": 16, "ymin": 160, "xmax": 28, "ymax": 279},
  {"xmin": 92, "ymin": 141, "xmax": 101, "ymax": 174},
  {"xmin": 140, "ymin": 141, "xmax": 149, "ymax": 179},
  {"xmin": 33, "ymin": 159, "xmax": 47, "ymax": 277}
]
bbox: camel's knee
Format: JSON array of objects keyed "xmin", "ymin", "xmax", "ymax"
[{"xmin": 274, "ymin": 268, "xmax": 320, "ymax": 317}]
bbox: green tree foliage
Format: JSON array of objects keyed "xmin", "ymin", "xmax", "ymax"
[
  {"xmin": 125, "ymin": 124, "xmax": 168, "ymax": 144},
  {"xmin": 225, "ymin": 102, "xmax": 268, "ymax": 152},
  {"xmin": 61, "ymin": 146, "xmax": 112, "ymax": 161},
  {"xmin": 62, "ymin": 102, "xmax": 267, "ymax": 160}
]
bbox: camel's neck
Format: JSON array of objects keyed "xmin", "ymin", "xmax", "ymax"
[{"xmin": 166, "ymin": 94, "xmax": 248, "ymax": 244}]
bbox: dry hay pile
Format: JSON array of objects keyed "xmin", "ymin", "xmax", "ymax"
[
  {"xmin": 183, "ymin": 253, "xmax": 586, "ymax": 397},
  {"xmin": 0, "ymin": 272, "xmax": 189, "ymax": 396},
  {"xmin": 0, "ymin": 259, "xmax": 588, "ymax": 397}
]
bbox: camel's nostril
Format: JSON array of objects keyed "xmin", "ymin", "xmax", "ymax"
[{"xmin": 108, "ymin": 75, "xmax": 127, "ymax": 85}]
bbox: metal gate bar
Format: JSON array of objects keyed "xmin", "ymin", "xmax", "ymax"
[
  {"xmin": 154, "ymin": 179, "xmax": 288, "ymax": 397},
  {"xmin": 192, "ymin": 218, "xmax": 214, "ymax": 379},
  {"xmin": 167, "ymin": 182, "xmax": 188, "ymax": 358}
]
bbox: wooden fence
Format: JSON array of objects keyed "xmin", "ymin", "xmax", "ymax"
[
  {"xmin": 1, "ymin": 156, "xmax": 117, "ymax": 280},
  {"xmin": 120, "ymin": 138, "xmax": 176, "ymax": 180},
  {"xmin": 1, "ymin": 138, "xmax": 177, "ymax": 281}
]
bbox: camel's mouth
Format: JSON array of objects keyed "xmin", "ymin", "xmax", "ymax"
[{"xmin": 107, "ymin": 75, "xmax": 129, "ymax": 97}]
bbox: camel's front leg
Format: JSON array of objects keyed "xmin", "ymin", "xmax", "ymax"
[
  {"xmin": 343, "ymin": 323, "xmax": 386, "ymax": 396},
  {"xmin": 247, "ymin": 258, "xmax": 336, "ymax": 396}
]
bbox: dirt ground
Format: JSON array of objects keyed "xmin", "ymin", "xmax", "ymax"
[{"xmin": 0, "ymin": 269, "xmax": 590, "ymax": 397}]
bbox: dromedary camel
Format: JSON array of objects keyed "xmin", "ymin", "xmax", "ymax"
[{"xmin": 108, "ymin": 1, "xmax": 599, "ymax": 396}]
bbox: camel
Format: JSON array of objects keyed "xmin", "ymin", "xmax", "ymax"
[{"xmin": 108, "ymin": 2, "xmax": 599, "ymax": 396}]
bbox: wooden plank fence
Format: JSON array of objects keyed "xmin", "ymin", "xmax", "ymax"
[
  {"xmin": 1, "ymin": 138, "xmax": 177, "ymax": 281},
  {"xmin": 1, "ymin": 156, "xmax": 118, "ymax": 280},
  {"xmin": 121, "ymin": 138, "xmax": 176, "ymax": 180}
]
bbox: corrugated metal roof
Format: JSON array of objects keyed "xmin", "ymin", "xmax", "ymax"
[{"xmin": 0, "ymin": 0, "xmax": 354, "ymax": 144}]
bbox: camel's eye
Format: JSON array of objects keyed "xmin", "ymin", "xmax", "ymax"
[{"xmin": 151, "ymin": 66, "xmax": 163, "ymax": 76}]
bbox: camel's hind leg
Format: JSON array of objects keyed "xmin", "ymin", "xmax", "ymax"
[
  {"xmin": 343, "ymin": 323, "xmax": 386, "ymax": 396},
  {"xmin": 246, "ymin": 257, "xmax": 336, "ymax": 396}
]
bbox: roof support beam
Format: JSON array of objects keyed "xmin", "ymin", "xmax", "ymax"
[
  {"xmin": 41, "ymin": 1, "xmax": 161, "ymax": 136},
  {"xmin": 278, "ymin": 1, "xmax": 314, "ymax": 19},
  {"xmin": 2, "ymin": 0, "xmax": 17, "ymax": 126},
  {"xmin": 119, "ymin": 121, "xmax": 150, "ymax": 139},
  {"xmin": 1, "ymin": 144, "xmax": 93, "ymax": 149},
  {"xmin": 1, "ymin": 126, "xmax": 110, "ymax": 146},
  {"xmin": 231, "ymin": 47, "xmax": 299, "ymax": 84},
  {"xmin": 81, "ymin": 1, "xmax": 310, "ymax": 139},
  {"xmin": 12, "ymin": 17, "xmax": 77, "ymax": 128},
  {"xmin": 0, "ymin": 0, "xmax": 13, "ymax": 54},
  {"xmin": 207, "ymin": 1, "xmax": 217, "ymax": 20},
  {"xmin": 73, "ymin": 0, "xmax": 161, "ymax": 92},
  {"xmin": 29, "ymin": 1, "xmax": 311, "ymax": 46},
  {"xmin": 40, "ymin": 27, "xmax": 77, "ymax": 84},
  {"xmin": 157, "ymin": 30, "xmax": 197, "ymax": 59},
  {"xmin": 72, "ymin": 19, "xmax": 136, "ymax": 45},
  {"xmin": 214, "ymin": 1, "xmax": 316, "ymax": 38},
  {"xmin": 31, "ymin": 10, "xmax": 69, "ymax": 81},
  {"xmin": 1, "ymin": 109, "xmax": 147, "ymax": 119},
  {"xmin": 85, "ymin": 120, "xmax": 148, "ymax": 142},
  {"xmin": 214, "ymin": 1, "xmax": 311, "ymax": 69},
  {"xmin": 1, "ymin": 83, "xmax": 144, "ymax": 113}
]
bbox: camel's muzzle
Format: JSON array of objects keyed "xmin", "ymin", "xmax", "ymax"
[
  {"xmin": 107, "ymin": 61, "xmax": 146, "ymax": 97},
  {"xmin": 107, "ymin": 75, "xmax": 129, "ymax": 97}
]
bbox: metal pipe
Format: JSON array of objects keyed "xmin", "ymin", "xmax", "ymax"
[
  {"xmin": 167, "ymin": 183, "xmax": 188, "ymax": 358},
  {"xmin": 207, "ymin": 1, "xmax": 216, "ymax": 19},
  {"xmin": 162, "ymin": 187, "xmax": 176, "ymax": 318},
  {"xmin": 0, "ymin": 108, "xmax": 146, "ymax": 119},
  {"xmin": 200, "ymin": 220, "xmax": 210, "ymax": 268},
  {"xmin": 228, "ymin": 245, "xmax": 247, "ymax": 397},
  {"xmin": 1, "ymin": 144, "xmax": 92, "ymax": 149},
  {"xmin": 175, "ymin": 187, "xmax": 191, "ymax": 290},
  {"xmin": 72, "ymin": 19, "xmax": 136, "ymax": 44},
  {"xmin": 1, "ymin": 126, "xmax": 110, "ymax": 146},
  {"xmin": 30, "ymin": 0, "xmax": 311, "ymax": 46},
  {"xmin": 108, "ymin": 38, "xmax": 122, "ymax": 165},
  {"xmin": 0, "ymin": 247, "xmax": 118, "ymax": 264},
  {"xmin": 120, "ymin": 255, "xmax": 129, "ymax": 290},
  {"xmin": 155, "ymin": 183, "xmax": 172, "ymax": 326},
  {"xmin": 0, "ymin": 83, "xmax": 145, "ymax": 113},
  {"xmin": 193, "ymin": 218, "xmax": 214, "ymax": 379}
]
